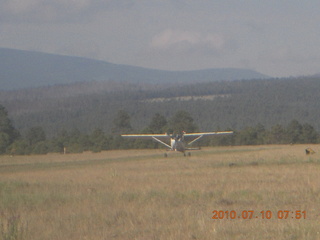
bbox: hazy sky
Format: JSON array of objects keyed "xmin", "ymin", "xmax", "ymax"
[{"xmin": 1, "ymin": 0, "xmax": 320, "ymax": 77}]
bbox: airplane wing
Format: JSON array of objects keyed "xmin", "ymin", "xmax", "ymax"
[
  {"xmin": 184, "ymin": 131, "xmax": 233, "ymax": 145},
  {"xmin": 121, "ymin": 134, "xmax": 170, "ymax": 140},
  {"xmin": 121, "ymin": 131, "xmax": 233, "ymax": 149},
  {"xmin": 121, "ymin": 134, "xmax": 171, "ymax": 149}
]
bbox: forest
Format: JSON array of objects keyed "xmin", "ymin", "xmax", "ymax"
[
  {"xmin": 0, "ymin": 102, "xmax": 319, "ymax": 155},
  {"xmin": 1, "ymin": 75, "xmax": 320, "ymax": 154},
  {"xmin": 1, "ymin": 76, "xmax": 320, "ymax": 136}
]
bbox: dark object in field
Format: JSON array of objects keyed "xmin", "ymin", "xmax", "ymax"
[{"xmin": 305, "ymin": 148, "xmax": 315, "ymax": 155}]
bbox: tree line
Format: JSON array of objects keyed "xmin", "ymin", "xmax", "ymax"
[
  {"xmin": 0, "ymin": 105, "xmax": 319, "ymax": 155},
  {"xmin": 2, "ymin": 76, "xmax": 320, "ymax": 138}
]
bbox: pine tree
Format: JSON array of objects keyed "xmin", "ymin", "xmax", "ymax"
[
  {"xmin": 286, "ymin": 120, "xmax": 303, "ymax": 144},
  {"xmin": 26, "ymin": 126, "xmax": 46, "ymax": 146},
  {"xmin": 0, "ymin": 104, "xmax": 19, "ymax": 154},
  {"xmin": 112, "ymin": 110, "xmax": 133, "ymax": 134},
  {"xmin": 169, "ymin": 110, "xmax": 198, "ymax": 133},
  {"xmin": 147, "ymin": 113, "xmax": 167, "ymax": 133}
]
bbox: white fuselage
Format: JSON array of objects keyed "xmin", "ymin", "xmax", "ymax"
[{"xmin": 170, "ymin": 138, "xmax": 185, "ymax": 152}]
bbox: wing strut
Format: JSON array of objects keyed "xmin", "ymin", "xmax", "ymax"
[
  {"xmin": 187, "ymin": 135, "xmax": 204, "ymax": 145},
  {"xmin": 152, "ymin": 137, "xmax": 171, "ymax": 149}
]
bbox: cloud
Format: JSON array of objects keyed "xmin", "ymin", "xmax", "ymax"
[
  {"xmin": 150, "ymin": 29, "xmax": 226, "ymax": 53},
  {"xmin": 144, "ymin": 29, "xmax": 239, "ymax": 71},
  {"xmin": 0, "ymin": 0, "xmax": 132, "ymax": 23},
  {"xmin": 0, "ymin": 0, "xmax": 85, "ymax": 23}
]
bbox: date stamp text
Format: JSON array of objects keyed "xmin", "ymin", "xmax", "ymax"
[{"xmin": 212, "ymin": 210, "xmax": 306, "ymax": 220}]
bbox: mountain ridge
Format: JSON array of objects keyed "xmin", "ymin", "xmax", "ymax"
[{"xmin": 0, "ymin": 48, "xmax": 269, "ymax": 90}]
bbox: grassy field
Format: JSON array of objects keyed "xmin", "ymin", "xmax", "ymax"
[{"xmin": 0, "ymin": 145, "xmax": 320, "ymax": 240}]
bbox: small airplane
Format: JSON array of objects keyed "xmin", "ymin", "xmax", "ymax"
[{"xmin": 121, "ymin": 131, "xmax": 233, "ymax": 156}]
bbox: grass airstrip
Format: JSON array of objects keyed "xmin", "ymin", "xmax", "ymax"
[{"xmin": 0, "ymin": 145, "xmax": 320, "ymax": 239}]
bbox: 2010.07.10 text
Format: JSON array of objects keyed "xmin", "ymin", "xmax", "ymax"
[{"xmin": 212, "ymin": 210, "xmax": 307, "ymax": 220}]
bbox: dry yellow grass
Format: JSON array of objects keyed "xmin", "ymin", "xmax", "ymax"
[{"xmin": 0, "ymin": 145, "xmax": 320, "ymax": 239}]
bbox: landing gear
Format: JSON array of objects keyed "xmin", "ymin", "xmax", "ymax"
[
  {"xmin": 183, "ymin": 152, "xmax": 191, "ymax": 157},
  {"xmin": 164, "ymin": 153, "xmax": 168, "ymax": 158}
]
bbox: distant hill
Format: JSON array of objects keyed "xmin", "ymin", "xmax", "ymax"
[
  {"xmin": 0, "ymin": 48, "xmax": 269, "ymax": 90},
  {"xmin": 2, "ymin": 76, "xmax": 320, "ymax": 137}
]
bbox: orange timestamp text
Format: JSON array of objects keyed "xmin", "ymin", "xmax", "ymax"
[{"xmin": 212, "ymin": 210, "xmax": 306, "ymax": 220}]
